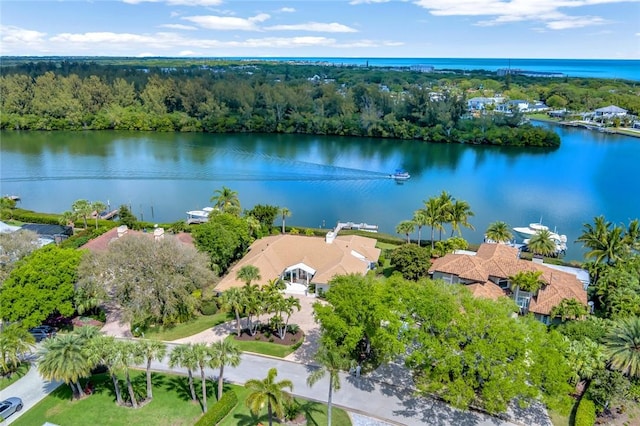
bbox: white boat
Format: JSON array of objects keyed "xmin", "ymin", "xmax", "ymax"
[
  {"xmin": 513, "ymin": 222, "xmax": 551, "ymax": 238},
  {"xmin": 390, "ymin": 169, "xmax": 411, "ymax": 180},
  {"xmin": 515, "ymin": 221, "xmax": 568, "ymax": 255},
  {"xmin": 186, "ymin": 206, "xmax": 215, "ymax": 223}
]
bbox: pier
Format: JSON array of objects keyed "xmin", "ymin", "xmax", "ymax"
[
  {"xmin": 92, "ymin": 209, "xmax": 119, "ymax": 220},
  {"xmin": 335, "ymin": 221, "xmax": 379, "ymax": 233}
]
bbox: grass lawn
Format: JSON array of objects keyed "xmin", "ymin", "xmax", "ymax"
[
  {"xmin": 219, "ymin": 384, "xmax": 352, "ymax": 426},
  {"xmin": 13, "ymin": 372, "xmax": 203, "ymax": 426},
  {"xmin": 143, "ymin": 311, "xmax": 234, "ymax": 341},
  {"xmin": 13, "ymin": 371, "xmax": 351, "ymax": 426},
  {"xmin": 225, "ymin": 335, "xmax": 302, "ymax": 358},
  {"xmin": 0, "ymin": 362, "xmax": 30, "ymax": 391}
]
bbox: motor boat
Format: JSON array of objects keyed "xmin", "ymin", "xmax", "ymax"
[{"xmin": 390, "ymin": 169, "xmax": 411, "ymax": 180}]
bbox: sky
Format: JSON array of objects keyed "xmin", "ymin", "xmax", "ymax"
[{"xmin": 1, "ymin": 0, "xmax": 639, "ymax": 59}]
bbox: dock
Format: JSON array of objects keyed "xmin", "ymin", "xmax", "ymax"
[
  {"xmin": 3, "ymin": 195, "xmax": 20, "ymax": 202},
  {"xmin": 335, "ymin": 221, "xmax": 379, "ymax": 233},
  {"xmin": 92, "ymin": 209, "xmax": 119, "ymax": 220}
]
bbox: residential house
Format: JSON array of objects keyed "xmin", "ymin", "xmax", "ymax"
[
  {"xmin": 467, "ymin": 97, "xmax": 498, "ymax": 111},
  {"xmin": 428, "ymin": 243, "xmax": 588, "ymax": 324},
  {"xmin": 215, "ymin": 233, "xmax": 381, "ymax": 294},
  {"xmin": 80, "ymin": 225, "xmax": 193, "ymax": 253},
  {"xmin": 495, "ymin": 100, "xmax": 530, "ymax": 114},
  {"xmin": 594, "ymin": 105, "xmax": 627, "ymax": 118}
]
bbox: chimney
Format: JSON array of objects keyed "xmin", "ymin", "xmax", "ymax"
[
  {"xmin": 117, "ymin": 225, "xmax": 128, "ymax": 238},
  {"xmin": 325, "ymin": 231, "xmax": 335, "ymax": 244},
  {"xmin": 154, "ymin": 227, "xmax": 165, "ymax": 241}
]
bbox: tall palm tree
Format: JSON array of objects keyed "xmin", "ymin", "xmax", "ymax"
[
  {"xmin": 306, "ymin": 344, "xmax": 350, "ymax": 426},
  {"xmin": 396, "ymin": 220, "xmax": 415, "ymax": 244},
  {"xmin": 118, "ymin": 340, "xmax": 143, "ymax": 408},
  {"xmin": 91, "ymin": 201, "xmax": 107, "ymax": 230},
  {"xmin": 604, "ymin": 316, "xmax": 640, "ymax": 378},
  {"xmin": 59, "ymin": 210, "xmax": 76, "ymax": 228},
  {"xmin": 0, "ymin": 324, "xmax": 34, "ymax": 375},
  {"xmin": 566, "ymin": 338, "xmax": 607, "ymax": 385},
  {"xmin": 72, "ymin": 199, "xmax": 93, "ymax": 229},
  {"xmin": 424, "ymin": 197, "xmax": 444, "ymax": 249},
  {"xmin": 221, "ymin": 287, "xmax": 246, "ymax": 336},
  {"xmin": 236, "ymin": 265, "xmax": 261, "ymax": 286},
  {"xmin": 242, "ymin": 283, "xmax": 264, "ymax": 336},
  {"xmin": 576, "ymin": 215, "xmax": 626, "ymax": 265},
  {"xmin": 550, "ymin": 298, "xmax": 589, "ymax": 321},
  {"xmin": 485, "ymin": 221, "xmax": 513, "ymax": 243},
  {"xmin": 527, "ymin": 229, "xmax": 557, "ymax": 257},
  {"xmin": 210, "ymin": 186, "xmax": 240, "ymax": 214},
  {"xmin": 624, "ymin": 218, "xmax": 640, "ymax": 253},
  {"xmin": 449, "ymin": 199, "xmax": 475, "ymax": 237},
  {"xmin": 136, "ymin": 339, "xmax": 167, "ymax": 400},
  {"xmin": 85, "ymin": 335, "xmax": 125, "ymax": 405},
  {"xmin": 412, "ymin": 209, "xmax": 428, "ymax": 246},
  {"xmin": 509, "ymin": 270, "xmax": 545, "ymax": 294},
  {"xmin": 168, "ymin": 344, "xmax": 198, "ymax": 402},
  {"xmin": 280, "ymin": 207, "xmax": 291, "ymax": 233},
  {"xmin": 209, "ymin": 339, "xmax": 241, "ymax": 401},
  {"xmin": 245, "ymin": 367, "xmax": 294, "ymax": 426},
  {"xmin": 192, "ymin": 342, "xmax": 211, "ymax": 412},
  {"xmin": 272, "ymin": 296, "xmax": 302, "ymax": 340},
  {"xmin": 437, "ymin": 190, "xmax": 454, "ymax": 240},
  {"xmin": 37, "ymin": 333, "xmax": 91, "ymax": 399}
]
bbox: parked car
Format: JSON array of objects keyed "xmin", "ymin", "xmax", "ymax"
[
  {"xmin": 29, "ymin": 325, "xmax": 56, "ymax": 342},
  {"xmin": 0, "ymin": 397, "xmax": 23, "ymax": 420}
]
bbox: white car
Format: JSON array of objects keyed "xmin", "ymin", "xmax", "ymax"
[{"xmin": 0, "ymin": 397, "xmax": 23, "ymax": 420}]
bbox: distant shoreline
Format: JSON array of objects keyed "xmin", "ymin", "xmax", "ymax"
[{"xmin": 531, "ymin": 117, "xmax": 640, "ymax": 138}]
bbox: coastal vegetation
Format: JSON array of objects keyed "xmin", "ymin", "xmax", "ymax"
[{"xmin": 0, "ymin": 59, "xmax": 565, "ymax": 147}]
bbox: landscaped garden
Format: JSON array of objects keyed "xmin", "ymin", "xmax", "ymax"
[{"xmin": 11, "ymin": 371, "xmax": 351, "ymax": 426}]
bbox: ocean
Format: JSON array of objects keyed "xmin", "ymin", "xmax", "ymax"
[{"xmin": 233, "ymin": 57, "xmax": 639, "ymax": 81}]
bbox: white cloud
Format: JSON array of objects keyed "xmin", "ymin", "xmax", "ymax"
[
  {"xmin": 183, "ymin": 13, "xmax": 270, "ymax": 31},
  {"xmin": 0, "ymin": 25, "xmax": 47, "ymax": 53},
  {"xmin": 349, "ymin": 0, "xmax": 392, "ymax": 4},
  {"xmin": 159, "ymin": 24, "xmax": 198, "ymax": 30},
  {"xmin": 413, "ymin": 0, "xmax": 630, "ymax": 29},
  {"xmin": 178, "ymin": 50, "xmax": 201, "ymax": 56},
  {"xmin": 265, "ymin": 22, "xmax": 358, "ymax": 33},
  {"xmin": 279, "ymin": 7, "xmax": 296, "ymax": 13}
]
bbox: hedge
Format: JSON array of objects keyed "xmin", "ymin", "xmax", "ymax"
[
  {"xmin": 575, "ymin": 397, "xmax": 596, "ymax": 426},
  {"xmin": 194, "ymin": 389, "xmax": 238, "ymax": 426}
]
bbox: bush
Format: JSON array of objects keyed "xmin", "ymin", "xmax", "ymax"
[
  {"xmin": 200, "ymin": 298, "xmax": 218, "ymax": 316},
  {"xmin": 575, "ymin": 397, "xmax": 596, "ymax": 426},
  {"xmin": 194, "ymin": 389, "xmax": 238, "ymax": 425}
]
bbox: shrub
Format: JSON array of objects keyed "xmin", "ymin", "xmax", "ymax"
[
  {"xmin": 575, "ymin": 397, "xmax": 596, "ymax": 426},
  {"xmin": 290, "ymin": 228, "xmax": 300, "ymax": 235},
  {"xmin": 200, "ymin": 298, "xmax": 218, "ymax": 316},
  {"xmin": 304, "ymin": 228, "xmax": 314, "ymax": 236},
  {"xmin": 194, "ymin": 389, "xmax": 238, "ymax": 426}
]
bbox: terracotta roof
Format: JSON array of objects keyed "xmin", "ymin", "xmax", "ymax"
[
  {"xmin": 429, "ymin": 243, "xmax": 588, "ymax": 316},
  {"xmin": 216, "ymin": 234, "xmax": 380, "ymax": 291}
]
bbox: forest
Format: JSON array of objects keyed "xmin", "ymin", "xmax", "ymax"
[{"xmin": 9, "ymin": 58, "xmax": 634, "ymax": 147}]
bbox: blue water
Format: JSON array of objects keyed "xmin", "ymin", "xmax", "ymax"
[{"xmin": 234, "ymin": 57, "xmax": 639, "ymax": 81}]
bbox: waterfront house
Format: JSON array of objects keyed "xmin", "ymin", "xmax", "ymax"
[
  {"xmin": 495, "ymin": 100, "xmax": 530, "ymax": 114},
  {"xmin": 215, "ymin": 233, "xmax": 380, "ymax": 294},
  {"xmin": 594, "ymin": 105, "xmax": 627, "ymax": 118},
  {"xmin": 467, "ymin": 97, "xmax": 499, "ymax": 111},
  {"xmin": 80, "ymin": 225, "xmax": 193, "ymax": 253},
  {"xmin": 428, "ymin": 243, "xmax": 588, "ymax": 324}
]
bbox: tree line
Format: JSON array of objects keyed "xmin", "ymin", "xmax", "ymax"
[{"xmin": 0, "ymin": 61, "xmax": 562, "ymax": 147}]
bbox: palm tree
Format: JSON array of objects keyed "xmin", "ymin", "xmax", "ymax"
[
  {"xmin": 550, "ymin": 298, "xmax": 589, "ymax": 321},
  {"xmin": 59, "ymin": 210, "xmax": 76, "ymax": 228},
  {"xmin": 245, "ymin": 367, "xmax": 294, "ymax": 426},
  {"xmin": 509, "ymin": 270, "xmax": 545, "ymax": 294},
  {"xmin": 73, "ymin": 325, "xmax": 101, "ymax": 342},
  {"xmin": 168, "ymin": 344, "xmax": 198, "ymax": 402},
  {"xmin": 91, "ymin": 201, "xmax": 107, "ymax": 229},
  {"xmin": 192, "ymin": 343, "xmax": 211, "ymax": 412},
  {"xmin": 72, "ymin": 199, "xmax": 93, "ymax": 229},
  {"xmin": 396, "ymin": 220, "xmax": 415, "ymax": 244},
  {"xmin": 449, "ymin": 199, "xmax": 475, "ymax": 237},
  {"xmin": 566, "ymin": 338, "xmax": 607, "ymax": 385},
  {"xmin": 37, "ymin": 333, "xmax": 91, "ymax": 399},
  {"xmin": 242, "ymin": 283, "xmax": 264, "ymax": 336},
  {"xmin": 437, "ymin": 191, "xmax": 454, "ymax": 240},
  {"xmin": 210, "ymin": 186, "xmax": 240, "ymax": 214},
  {"xmin": 85, "ymin": 335, "xmax": 125, "ymax": 405},
  {"xmin": 412, "ymin": 209, "xmax": 428, "ymax": 246},
  {"xmin": 624, "ymin": 218, "xmax": 640, "ymax": 253},
  {"xmin": 221, "ymin": 287, "xmax": 246, "ymax": 336},
  {"xmin": 118, "ymin": 340, "xmax": 143, "ymax": 408},
  {"xmin": 307, "ymin": 344, "xmax": 350, "ymax": 426},
  {"xmin": 209, "ymin": 339, "xmax": 241, "ymax": 401},
  {"xmin": 485, "ymin": 221, "xmax": 513, "ymax": 243},
  {"xmin": 604, "ymin": 316, "xmax": 640, "ymax": 378},
  {"xmin": 136, "ymin": 339, "xmax": 167, "ymax": 400},
  {"xmin": 236, "ymin": 265, "xmax": 261, "ymax": 286},
  {"xmin": 272, "ymin": 296, "xmax": 301, "ymax": 340},
  {"xmin": 280, "ymin": 207, "xmax": 291, "ymax": 233},
  {"xmin": 576, "ymin": 215, "xmax": 626, "ymax": 265},
  {"xmin": 424, "ymin": 197, "xmax": 445, "ymax": 249},
  {"xmin": 0, "ymin": 324, "xmax": 34, "ymax": 375},
  {"xmin": 527, "ymin": 229, "xmax": 557, "ymax": 257}
]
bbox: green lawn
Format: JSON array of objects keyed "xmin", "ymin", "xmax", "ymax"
[
  {"xmin": 0, "ymin": 362, "xmax": 30, "ymax": 391},
  {"xmin": 219, "ymin": 385, "xmax": 351, "ymax": 426},
  {"xmin": 142, "ymin": 312, "xmax": 234, "ymax": 341},
  {"xmin": 225, "ymin": 335, "xmax": 303, "ymax": 358},
  {"xmin": 13, "ymin": 372, "xmax": 203, "ymax": 426},
  {"xmin": 13, "ymin": 371, "xmax": 351, "ymax": 426}
]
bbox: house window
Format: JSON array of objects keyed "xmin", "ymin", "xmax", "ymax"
[
  {"xmin": 441, "ymin": 274, "xmax": 453, "ymax": 284},
  {"xmin": 498, "ymin": 279, "xmax": 509, "ymax": 289}
]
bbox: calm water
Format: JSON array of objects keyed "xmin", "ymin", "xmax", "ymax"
[
  {"xmin": 240, "ymin": 57, "xmax": 640, "ymax": 81},
  {"xmin": 1, "ymin": 125, "xmax": 639, "ymax": 261}
]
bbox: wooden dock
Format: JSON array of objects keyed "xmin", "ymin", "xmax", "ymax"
[
  {"xmin": 335, "ymin": 221, "xmax": 379, "ymax": 233},
  {"xmin": 95, "ymin": 209, "xmax": 119, "ymax": 220}
]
